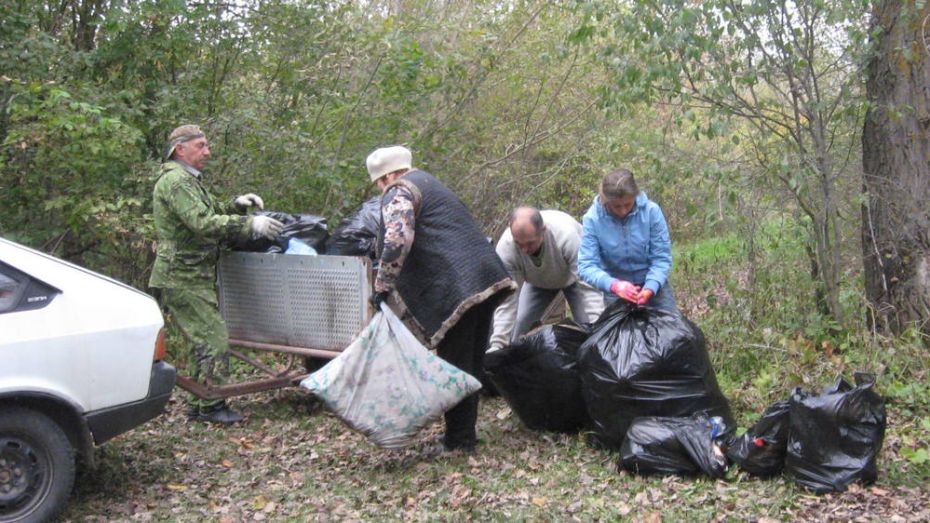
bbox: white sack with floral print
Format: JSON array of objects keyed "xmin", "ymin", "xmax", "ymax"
[{"xmin": 300, "ymin": 303, "xmax": 482, "ymax": 448}]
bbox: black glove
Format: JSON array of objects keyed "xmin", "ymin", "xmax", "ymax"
[{"xmin": 370, "ymin": 291, "xmax": 389, "ymax": 309}]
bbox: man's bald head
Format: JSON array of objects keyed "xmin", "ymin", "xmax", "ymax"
[{"xmin": 509, "ymin": 206, "xmax": 546, "ymax": 255}]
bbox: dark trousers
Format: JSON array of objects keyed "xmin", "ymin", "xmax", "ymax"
[{"xmin": 436, "ymin": 299, "xmax": 496, "ymax": 448}]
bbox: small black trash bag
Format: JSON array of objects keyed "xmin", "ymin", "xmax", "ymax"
[
  {"xmin": 326, "ymin": 197, "xmax": 382, "ymax": 258},
  {"xmin": 231, "ymin": 211, "xmax": 329, "ymax": 253},
  {"xmin": 786, "ymin": 373, "xmax": 886, "ymax": 494},
  {"xmin": 578, "ymin": 301, "xmax": 733, "ymax": 450},
  {"xmin": 484, "ymin": 322, "xmax": 591, "ymax": 432},
  {"xmin": 279, "ymin": 213, "xmax": 329, "ymax": 253},
  {"xmin": 230, "ymin": 210, "xmax": 292, "ymax": 253},
  {"xmin": 619, "ymin": 413, "xmax": 730, "ymax": 478},
  {"xmin": 726, "ymin": 400, "xmax": 790, "ymax": 477}
]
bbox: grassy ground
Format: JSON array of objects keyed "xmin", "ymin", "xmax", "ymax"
[{"xmin": 62, "ymin": 387, "xmax": 929, "ymax": 522}]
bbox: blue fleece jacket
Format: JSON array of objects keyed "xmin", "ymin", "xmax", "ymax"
[{"xmin": 577, "ymin": 192, "xmax": 673, "ymax": 294}]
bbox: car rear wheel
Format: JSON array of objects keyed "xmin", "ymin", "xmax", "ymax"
[{"xmin": 0, "ymin": 407, "xmax": 75, "ymax": 523}]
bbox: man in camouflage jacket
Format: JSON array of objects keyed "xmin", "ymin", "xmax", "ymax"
[{"xmin": 149, "ymin": 124, "xmax": 283, "ymax": 424}]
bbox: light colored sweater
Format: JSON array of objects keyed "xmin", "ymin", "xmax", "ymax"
[{"xmin": 489, "ymin": 210, "xmax": 585, "ymax": 349}]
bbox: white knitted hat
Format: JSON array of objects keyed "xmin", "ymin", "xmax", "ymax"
[{"xmin": 366, "ymin": 146, "xmax": 412, "ymax": 182}]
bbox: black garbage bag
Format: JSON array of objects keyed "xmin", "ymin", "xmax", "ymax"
[
  {"xmin": 326, "ymin": 197, "xmax": 382, "ymax": 258},
  {"xmin": 786, "ymin": 373, "xmax": 886, "ymax": 494},
  {"xmin": 279, "ymin": 213, "xmax": 329, "ymax": 253},
  {"xmin": 484, "ymin": 322, "xmax": 591, "ymax": 432},
  {"xmin": 231, "ymin": 211, "xmax": 329, "ymax": 254},
  {"xmin": 578, "ymin": 301, "xmax": 733, "ymax": 450},
  {"xmin": 726, "ymin": 399, "xmax": 790, "ymax": 477},
  {"xmin": 229, "ymin": 210, "xmax": 292, "ymax": 253},
  {"xmin": 619, "ymin": 413, "xmax": 731, "ymax": 478}
]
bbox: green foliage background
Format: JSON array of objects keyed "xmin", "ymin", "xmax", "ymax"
[
  {"xmin": 0, "ymin": 1, "xmax": 925, "ymax": 371},
  {"xmin": 1, "ymin": 1, "xmax": 612, "ymax": 280},
  {"xmin": 0, "ymin": 0, "xmax": 914, "ymax": 337}
]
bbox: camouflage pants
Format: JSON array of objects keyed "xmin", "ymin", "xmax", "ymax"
[{"xmin": 159, "ymin": 286, "xmax": 230, "ymax": 410}]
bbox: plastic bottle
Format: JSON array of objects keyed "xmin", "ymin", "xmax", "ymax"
[
  {"xmin": 710, "ymin": 416, "xmax": 727, "ymax": 462},
  {"xmin": 709, "ymin": 416, "xmax": 725, "ymax": 439},
  {"xmin": 285, "ymin": 238, "xmax": 318, "ymax": 255}
]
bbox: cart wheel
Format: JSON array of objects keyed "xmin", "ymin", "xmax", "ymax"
[{"xmin": 303, "ymin": 357, "xmax": 330, "ymax": 373}]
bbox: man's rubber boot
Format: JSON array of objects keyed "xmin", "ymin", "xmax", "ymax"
[{"xmin": 188, "ymin": 403, "xmax": 244, "ymax": 425}]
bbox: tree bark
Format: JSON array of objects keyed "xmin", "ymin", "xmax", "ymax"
[
  {"xmin": 72, "ymin": 0, "xmax": 103, "ymax": 51},
  {"xmin": 862, "ymin": 1, "xmax": 930, "ymax": 336}
]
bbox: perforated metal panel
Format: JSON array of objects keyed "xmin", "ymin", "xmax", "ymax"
[{"xmin": 217, "ymin": 252, "xmax": 371, "ymax": 352}]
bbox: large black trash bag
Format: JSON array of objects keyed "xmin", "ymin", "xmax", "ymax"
[
  {"xmin": 619, "ymin": 413, "xmax": 731, "ymax": 478},
  {"xmin": 484, "ymin": 322, "xmax": 592, "ymax": 432},
  {"xmin": 578, "ymin": 300, "xmax": 733, "ymax": 450},
  {"xmin": 786, "ymin": 373, "xmax": 886, "ymax": 494},
  {"xmin": 326, "ymin": 197, "xmax": 382, "ymax": 258},
  {"xmin": 231, "ymin": 211, "xmax": 329, "ymax": 253},
  {"xmin": 726, "ymin": 399, "xmax": 791, "ymax": 477}
]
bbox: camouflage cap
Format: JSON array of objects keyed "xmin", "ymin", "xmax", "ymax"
[{"xmin": 165, "ymin": 124, "xmax": 206, "ymax": 160}]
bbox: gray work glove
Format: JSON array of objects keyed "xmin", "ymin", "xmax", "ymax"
[
  {"xmin": 234, "ymin": 193, "xmax": 264, "ymax": 211},
  {"xmin": 250, "ymin": 215, "xmax": 284, "ymax": 240}
]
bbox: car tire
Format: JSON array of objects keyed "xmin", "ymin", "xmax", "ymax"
[{"xmin": 0, "ymin": 407, "xmax": 76, "ymax": 523}]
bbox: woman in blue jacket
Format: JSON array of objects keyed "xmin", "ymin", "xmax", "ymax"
[{"xmin": 578, "ymin": 168, "xmax": 676, "ymax": 310}]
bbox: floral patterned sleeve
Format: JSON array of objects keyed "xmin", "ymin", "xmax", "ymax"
[{"xmin": 375, "ymin": 184, "xmax": 417, "ymax": 293}]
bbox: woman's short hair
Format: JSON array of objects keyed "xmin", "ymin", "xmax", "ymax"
[{"xmin": 600, "ymin": 168, "xmax": 639, "ymax": 201}]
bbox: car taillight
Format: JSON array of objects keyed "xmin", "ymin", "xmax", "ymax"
[{"xmin": 154, "ymin": 327, "xmax": 167, "ymax": 361}]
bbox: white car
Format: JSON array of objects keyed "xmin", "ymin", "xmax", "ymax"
[{"xmin": 0, "ymin": 238, "xmax": 176, "ymax": 522}]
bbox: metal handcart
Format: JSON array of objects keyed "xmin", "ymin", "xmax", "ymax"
[{"xmin": 174, "ymin": 251, "xmax": 372, "ymax": 400}]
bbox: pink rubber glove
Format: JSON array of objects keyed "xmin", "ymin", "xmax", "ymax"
[
  {"xmin": 610, "ymin": 280, "xmax": 641, "ymax": 303},
  {"xmin": 636, "ymin": 288, "xmax": 654, "ymax": 305}
]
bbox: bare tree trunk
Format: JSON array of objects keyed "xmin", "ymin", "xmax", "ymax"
[
  {"xmin": 742, "ymin": 194, "xmax": 759, "ymax": 323},
  {"xmin": 72, "ymin": 0, "xmax": 103, "ymax": 51},
  {"xmin": 0, "ymin": 79, "xmax": 11, "ymax": 146},
  {"xmin": 862, "ymin": 1, "xmax": 930, "ymax": 337},
  {"xmin": 814, "ymin": 159, "xmax": 844, "ymax": 324},
  {"xmin": 805, "ymin": 236, "xmax": 829, "ymax": 316}
]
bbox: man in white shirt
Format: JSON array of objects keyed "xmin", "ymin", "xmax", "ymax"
[{"xmin": 488, "ymin": 207, "xmax": 605, "ymax": 351}]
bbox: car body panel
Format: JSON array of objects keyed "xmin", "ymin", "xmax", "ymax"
[{"xmin": 0, "ymin": 237, "xmax": 169, "ymax": 420}]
